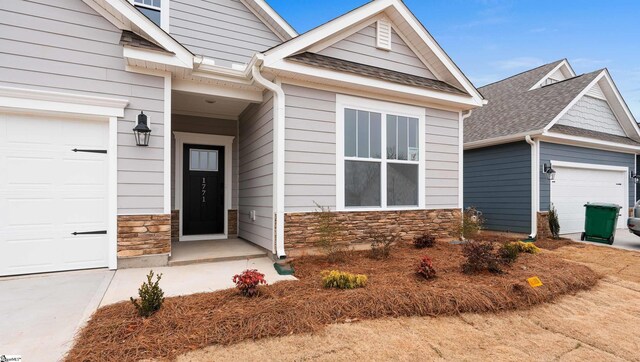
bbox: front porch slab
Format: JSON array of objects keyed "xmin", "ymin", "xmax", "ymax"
[{"xmin": 169, "ymin": 238, "xmax": 268, "ymax": 266}]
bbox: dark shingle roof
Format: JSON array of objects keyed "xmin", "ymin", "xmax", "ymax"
[
  {"xmin": 465, "ymin": 60, "xmax": 603, "ymax": 143},
  {"xmin": 549, "ymin": 124, "xmax": 640, "ymax": 146},
  {"xmin": 120, "ymin": 30, "xmax": 169, "ymax": 53},
  {"xmin": 287, "ymin": 52, "xmax": 468, "ymax": 96}
]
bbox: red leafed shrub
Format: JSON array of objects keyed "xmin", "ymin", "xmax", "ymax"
[
  {"xmin": 232, "ymin": 269, "xmax": 267, "ymax": 297},
  {"xmin": 416, "ymin": 256, "xmax": 436, "ymax": 280}
]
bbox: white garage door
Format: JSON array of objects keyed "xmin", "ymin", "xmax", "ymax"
[
  {"xmin": 551, "ymin": 163, "xmax": 627, "ymax": 234},
  {"xmin": 0, "ymin": 113, "xmax": 109, "ymax": 276}
]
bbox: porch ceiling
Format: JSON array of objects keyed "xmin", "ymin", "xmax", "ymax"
[{"xmin": 172, "ymin": 90, "xmax": 251, "ymax": 120}]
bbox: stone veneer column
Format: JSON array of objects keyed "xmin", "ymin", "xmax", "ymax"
[
  {"xmin": 171, "ymin": 210, "xmax": 179, "ymax": 243},
  {"xmin": 117, "ymin": 214, "xmax": 171, "ymax": 259},
  {"xmin": 228, "ymin": 209, "xmax": 238, "ymax": 236},
  {"xmin": 537, "ymin": 212, "xmax": 551, "ymax": 239}
]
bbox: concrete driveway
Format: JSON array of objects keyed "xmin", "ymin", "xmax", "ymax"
[
  {"xmin": 564, "ymin": 228, "xmax": 640, "ymax": 251},
  {"xmin": 0, "ymin": 269, "xmax": 113, "ymax": 362}
]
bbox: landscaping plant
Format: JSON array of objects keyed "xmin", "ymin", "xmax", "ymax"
[
  {"xmin": 321, "ymin": 270, "xmax": 367, "ymax": 289},
  {"xmin": 130, "ymin": 270, "xmax": 164, "ymax": 317},
  {"xmin": 232, "ymin": 269, "xmax": 267, "ymax": 297},
  {"xmin": 461, "ymin": 240, "xmax": 502, "ymax": 274},
  {"xmin": 457, "ymin": 207, "xmax": 484, "ymax": 239},
  {"xmin": 413, "ymin": 233, "xmax": 436, "ymax": 249},
  {"xmin": 368, "ymin": 228, "xmax": 399, "ymax": 259},
  {"xmin": 313, "ymin": 202, "xmax": 346, "ymax": 262},
  {"xmin": 512, "ymin": 241, "xmax": 540, "ymax": 254},
  {"xmin": 548, "ymin": 205, "xmax": 560, "ymax": 239},
  {"xmin": 416, "ymin": 256, "xmax": 436, "ymax": 280},
  {"xmin": 498, "ymin": 242, "xmax": 520, "ymax": 264}
]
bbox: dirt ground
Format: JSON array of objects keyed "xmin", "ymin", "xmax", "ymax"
[{"xmin": 178, "ymin": 243, "xmax": 640, "ymax": 362}]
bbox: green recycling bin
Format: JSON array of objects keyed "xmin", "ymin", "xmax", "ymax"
[{"xmin": 580, "ymin": 203, "xmax": 622, "ymax": 244}]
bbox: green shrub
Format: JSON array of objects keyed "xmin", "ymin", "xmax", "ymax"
[
  {"xmin": 548, "ymin": 206, "xmax": 560, "ymax": 239},
  {"xmin": 512, "ymin": 241, "xmax": 540, "ymax": 254},
  {"xmin": 457, "ymin": 207, "xmax": 484, "ymax": 239},
  {"xmin": 368, "ymin": 228, "xmax": 399, "ymax": 259},
  {"xmin": 414, "ymin": 234, "xmax": 436, "ymax": 249},
  {"xmin": 498, "ymin": 243, "xmax": 520, "ymax": 264},
  {"xmin": 416, "ymin": 256, "xmax": 436, "ymax": 280},
  {"xmin": 313, "ymin": 202, "xmax": 346, "ymax": 262},
  {"xmin": 321, "ymin": 270, "xmax": 367, "ymax": 289},
  {"xmin": 130, "ymin": 270, "xmax": 164, "ymax": 317},
  {"xmin": 461, "ymin": 240, "xmax": 501, "ymax": 274}
]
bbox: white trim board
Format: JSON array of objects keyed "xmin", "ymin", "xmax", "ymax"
[
  {"xmin": 173, "ymin": 132, "xmax": 234, "ymax": 241},
  {"xmin": 335, "ymin": 94, "xmax": 426, "ymax": 211}
]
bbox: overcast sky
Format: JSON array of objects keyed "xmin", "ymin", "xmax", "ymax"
[{"xmin": 267, "ymin": 0, "xmax": 640, "ymax": 119}]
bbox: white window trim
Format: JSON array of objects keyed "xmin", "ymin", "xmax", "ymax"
[
  {"xmin": 336, "ymin": 94, "xmax": 425, "ymax": 211},
  {"xmin": 173, "ymin": 132, "xmax": 234, "ymax": 241},
  {"xmin": 0, "ymin": 86, "xmax": 127, "ymax": 271}
]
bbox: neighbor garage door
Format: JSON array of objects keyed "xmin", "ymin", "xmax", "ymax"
[
  {"xmin": 551, "ymin": 163, "xmax": 627, "ymax": 234},
  {"xmin": 0, "ymin": 113, "xmax": 109, "ymax": 276}
]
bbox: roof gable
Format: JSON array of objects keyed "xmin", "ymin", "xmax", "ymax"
[
  {"xmin": 556, "ymin": 94, "xmax": 626, "ymax": 137},
  {"xmin": 262, "ymin": 0, "xmax": 483, "ymax": 106}
]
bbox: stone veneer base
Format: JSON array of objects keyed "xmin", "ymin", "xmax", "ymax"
[
  {"xmin": 283, "ymin": 208, "xmax": 462, "ymax": 250},
  {"xmin": 118, "ymin": 214, "xmax": 171, "ymax": 258}
]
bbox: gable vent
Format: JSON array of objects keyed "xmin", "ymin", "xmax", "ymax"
[{"xmin": 376, "ymin": 19, "xmax": 392, "ymax": 50}]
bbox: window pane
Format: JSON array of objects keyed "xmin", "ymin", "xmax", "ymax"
[
  {"xmin": 387, "ymin": 163, "xmax": 418, "ymax": 206},
  {"xmin": 370, "ymin": 112, "xmax": 381, "ymax": 158},
  {"xmin": 408, "ymin": 117, "xmax": 419, "ymax": 161},
  {"xmin": 357, "ymin": 111, "xmax": 369, "ymax": 158},
  {"xmin": 345, "ymin": 161, "xmax": 381, "ymax": 207},
  {"xmin": 397, "ymin": 116, "xmax": 408, "ymax": 160},
  {"xmin": 345, "ymin": 109, "xmax": 357, "ymax": 157},
  {"xmin": 153, "ymin": 0, "xmax": 161, "ymax": 7},
  {"xmin": 190, "ymin": 149, "xmax": 218, "ymax": 171},
  {"xmin": 190, "ymin": 150, "xmax": 199, "ymax": 170},
  {"xmin": 136, "ymin": 6, "xmax": 161, "ymax": 26},
  {"xmin": 387, "ymin": 115, "xmax": 397, "ymax": 159}
]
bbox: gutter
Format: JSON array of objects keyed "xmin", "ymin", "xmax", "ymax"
[
  {"xmin": 525, "ymin": 135, "xmax": 538, "ymax": 240},
  {"xmin": 251, "ymin": 54, "xmax": 287, "ymax": 259}
]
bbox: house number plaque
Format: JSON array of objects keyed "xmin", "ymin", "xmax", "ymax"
[{"xmin": 202, "ymin": 177, "xmax": 207, "ymax": 203}]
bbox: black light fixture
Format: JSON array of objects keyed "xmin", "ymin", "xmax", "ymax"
[
  {"xmin": 542, "ymin": 163, "xmax": 556, "ymax": 181},
  {"xmin": 133, "ymin": 111, "xmax": 151, "ymax": 147},
  {"xmin": 631, "ymin": 170, "xmax": 640, "ymax": 184}
]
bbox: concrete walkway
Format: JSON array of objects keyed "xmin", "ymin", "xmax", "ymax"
[
  {"xmin": 564, "ymin": 228, "xmax": 640, "ymax": 251},
  {"xmin": 0, "ymin": 257, "xmax": 296, "ymax": 361}
]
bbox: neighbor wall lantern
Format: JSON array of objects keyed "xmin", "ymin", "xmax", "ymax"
[
  {"xmin": 542, "ymin": 163, "xmax": 556, "ymax": 181},
  {"xmin": 631, "ymin": 170, "xmax": 640, "ymax": 184},
  {"xmin": 133, "ymin": 111, "xmax": 151, "ymax": 147}
]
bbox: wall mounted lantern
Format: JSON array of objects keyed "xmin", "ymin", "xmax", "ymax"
[
  {"xmin": 631, "ymin": 170, "xmax": 640, "ymax": 184},
  {"xmin": 133, "ymin": 111, "xmax": 151, "ymax": 147},
  {"xmin": 542, "ymin": 163, "xmax": 556, "ymax": 181}
]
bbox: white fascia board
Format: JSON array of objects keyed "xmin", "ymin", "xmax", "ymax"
[
  {"xmin": 268, "ymin": 60, "xmax": 481, "ymax": 108},
  {"xmin": 123, "ymin": 46, "xmax": 186, "ymax": 68},
  {"xmin": 528, "ymin": 60, "xmax": 575, "ymax": 91},
  {"xmin": 600, "ymin": 70, "xmax": 640, "ymax": 139},
  {"xmin": 543, "ymin": 71, "xmax": 605, "ymax": 132},
  {"xmin": 102, "ymin": 0, "xmax": 192, "ymax": 67},
  {"xmin": 172, "ymin": 79, "xmax": 263, "ymax": 103},
  {"xmin": 463, "ymin": 130, "xmax": 545, "ymax": 150},
  {"xmin": 540, "ymin": 132, "xmax": 640, "ymax": 153},
  {"xmin": 0, "ymin": 86, "xmax": 128, "ymax": 117},
  {"xmin": 263, "ymin": 0, "xmax": 393, "ymax": 65}
]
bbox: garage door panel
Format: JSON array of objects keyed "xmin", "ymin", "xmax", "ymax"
[
  {"xmin": 0, "ymin": 113, "xmax": 109, "ymax": 276},
  {"xmin": 552, "ymin": 165, "xmax": 626, "ymax": 234}
]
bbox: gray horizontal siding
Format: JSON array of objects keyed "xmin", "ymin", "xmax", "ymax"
[
  {"xmin": 169, "ymin": 0, "xmax": 282, "ymax": 67},
  {"xmin": 318, "ymin": 24, "xmax": 434, "ymax": 78},
  {"xmin": 170, "ymin": 115, "xmax": 239, "ymax": 210},
  {"xmin": 283, "ymin": 84, "xmax": 336, "ymax": 212},
  {"xmin": 425, "ymin": 108, "xmax": 460, "ymax": 209},
  {"xmin": 540, "ymin": 142, "xmax": 635, "ymax": 211},
  {"xmin": 238, "ymin": 94, "xmax": 274, "ymax": 250},
  {"xmin": 0, "ymin": 0, "xmax": 166, "ymax": 215},
  {"xmin": 464, "ymin": 142, "xmax": 531, "ymax": 233}
]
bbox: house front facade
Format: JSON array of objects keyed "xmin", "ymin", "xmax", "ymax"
[
  {"xmin": 464, "ymin": 60, "xmax": 640, "ymax": 238},
  {"xmin": 0, "ymin": 0, "xmax": 483, "ymax": 276}
]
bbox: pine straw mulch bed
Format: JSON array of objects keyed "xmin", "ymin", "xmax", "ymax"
[{"xmin": 66, "ymin": 239, "xmax": 599, "ymax": 362}]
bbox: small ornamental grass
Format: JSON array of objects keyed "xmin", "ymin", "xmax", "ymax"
[
  {"xmin": 416, "ymin": 256, "xmax": 436, "ymax": 280},
  {"xmin": 233, "ymin": 269, "xmax": 267, "ymax": 297},
  {"xmin": 130, "ymin": 270, "xmax": 164, "ymax": 317},
  {"xmin": 321, "ymin": 270, "xmax": 367, "ymax": 289},
  {"xmin": 414, "ymin": 234, "xmax": 436, "ymax": 249}
]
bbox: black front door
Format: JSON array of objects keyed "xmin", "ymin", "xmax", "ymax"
[{"xmin": 183, "ymin": 144, "xmax": 225, "ymax": 235}]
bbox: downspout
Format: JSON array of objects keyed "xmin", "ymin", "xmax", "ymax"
[
  {"xmin": 525, "ymin": 135, "xmax": 538, "ymax": 239},
  {"xmin": 251, "ymin": 55, "xmax": 287, "ymax": 259}
]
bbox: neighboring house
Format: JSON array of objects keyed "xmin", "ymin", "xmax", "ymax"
[
  {"xmin": 464, "ymin": 59, "xmax": 640, "ymax": 237},
  {"xmin": 0, "ymin": 0, "xmax": 483, "ymax": 276}
]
